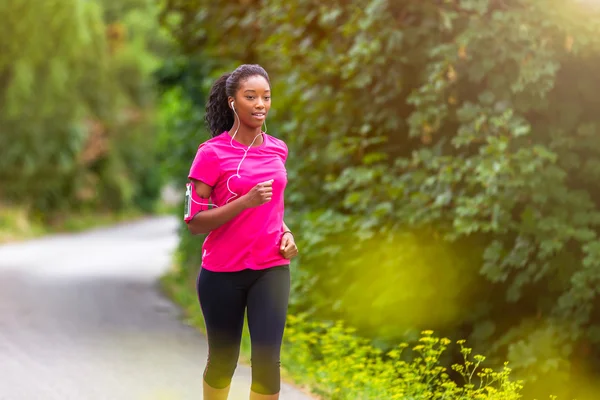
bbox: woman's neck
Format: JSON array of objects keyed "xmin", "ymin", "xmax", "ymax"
[{"xmin": 229, "ymin": 121, "xmax": 263, "ymax": 147}]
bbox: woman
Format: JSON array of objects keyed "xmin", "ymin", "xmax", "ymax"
[{"xmin": 185, "ymin": 64, "xmax": 298, "ymax": 400}]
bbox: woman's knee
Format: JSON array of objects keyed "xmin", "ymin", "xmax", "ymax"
[
  {"xmin": 204, "ymin": 354, "xmax": 239, "ymax": 389},
  {"xmin": 250, "ymin": 353, "xmax": 282, "ymax": 395}
]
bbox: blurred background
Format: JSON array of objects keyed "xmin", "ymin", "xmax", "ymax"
[{"xmin": 3, "ymin": 0, "xmax": 600, "ymax": 399}]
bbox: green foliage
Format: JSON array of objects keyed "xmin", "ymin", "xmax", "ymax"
[
  {"xmin": 284, "ymin": 317, "xmax": 525, "ymax": 400},
  {"xmin": 0, "ymin": 0, "xmax": 170, "ymax": 216},
  {"xmin": 159, "ymin": 0, "xmax": 600, "ymax": 396},
  {"xmin": 0, "ymin": 0, "xmax": 107, "ymax": 212},
  {"xmin": 288, "ymin": 219, "xmax": 490, "ymax": 344}
]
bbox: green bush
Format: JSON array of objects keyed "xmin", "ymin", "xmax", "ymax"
[
  {"xmin": 0, "ymin": 0, "xmax": 169, "ymax": 217},
  {"xmin": 284, "ymin": 316, "xmax": 526, "ymax": 400},
  {"xmin": 0, "ymin": 0, "xmax": 108, "ymax": 213}
]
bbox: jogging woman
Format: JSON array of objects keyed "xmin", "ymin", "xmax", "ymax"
[{"xmin": 185, "ymin": 64, "xmax": 298, "ymax": 400}]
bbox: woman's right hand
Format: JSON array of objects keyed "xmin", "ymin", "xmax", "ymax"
[{"xmin": 243, "ymin": 179, "xmax": 273, "ymax": 208}]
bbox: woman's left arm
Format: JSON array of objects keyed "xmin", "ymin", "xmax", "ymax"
[{"xmin": 280, "ymin": 221, "xmax": 298, "ymax": 259}]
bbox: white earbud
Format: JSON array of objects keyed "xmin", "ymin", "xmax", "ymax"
[
  {"xmin": 225, "ymin": 99, "xmax": 264, "ymax": 204},
  {"xmin": 188, "ymin": 97, "xmax": 263, "ymax": 211}
]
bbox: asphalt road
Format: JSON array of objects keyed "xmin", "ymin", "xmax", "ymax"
[{"xmin": 0, "ymin": 216, "xmax": 313, "ymax": 400}]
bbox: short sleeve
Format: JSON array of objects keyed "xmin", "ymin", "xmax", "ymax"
[{"xmin": 188, "ymin": 144, "xmax": 220, "ymax": 187}]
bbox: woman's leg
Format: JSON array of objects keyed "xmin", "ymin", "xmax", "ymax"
[
  {"xmin": 246, "ymin": 266, "xmax": 291, "ymax": 399},
  {"xmin": 197, "ymin": 268, "xmax": 247, "ymax": 400}
]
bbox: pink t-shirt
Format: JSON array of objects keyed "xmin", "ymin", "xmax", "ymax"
[{"xmin": 187, "ymin": 131, "xmax": 290, "ymax": 272}]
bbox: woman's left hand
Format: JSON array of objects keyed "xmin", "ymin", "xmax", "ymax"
[{"xmin": 280, "ymin": 232, "xmax": 298, "ymax": 260}]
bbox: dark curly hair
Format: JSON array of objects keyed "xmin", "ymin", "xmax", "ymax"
[{"xmin": 205, "ymin": 64, "xmax": 271, "ymax": 137}]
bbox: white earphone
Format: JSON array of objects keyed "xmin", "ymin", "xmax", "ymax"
[{"xmin": 189, "ymin": 98, "xmax": 264, "ymax": 209}]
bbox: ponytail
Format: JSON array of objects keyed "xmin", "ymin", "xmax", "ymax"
[
  {"xmin": 205, "ymin": 73, "xmax": 234, "ymax": 137},
  {"xmin": 204, "ymin": 65, "xmax": 271, "ymax": 138}
]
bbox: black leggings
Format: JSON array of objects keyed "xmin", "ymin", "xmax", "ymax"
[{"xmin": 197, "ymin": 265, "xmax": 290, "ymax": 395}]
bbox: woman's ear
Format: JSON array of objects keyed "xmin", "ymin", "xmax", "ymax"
[{"xmin": 228, "ymin": 96, "xmax": 235, "ymax": 110}]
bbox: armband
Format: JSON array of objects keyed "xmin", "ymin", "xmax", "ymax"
[{"xmin": 184, "ymin": 182, "xmax": 215, "ymax": 222}]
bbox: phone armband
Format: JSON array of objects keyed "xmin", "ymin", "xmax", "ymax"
[{"xmin": 184, "ymin": 182, "xmax": 213, "ymax": 222}]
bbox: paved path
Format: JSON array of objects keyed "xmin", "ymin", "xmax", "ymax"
[{"xmin": 0, "ymin": 216, "xmax": 313, "ymax": 400}]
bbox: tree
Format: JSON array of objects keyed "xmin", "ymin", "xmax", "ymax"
[
  {"xmin": 0, "ymin": 0, "xmax": 112, "ymax": 212},
  {"xmin": 0, "ymin": 0, "xmax": 171, "ymax": 215}
]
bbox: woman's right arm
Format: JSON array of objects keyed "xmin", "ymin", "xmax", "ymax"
[{"xmin": 186, "ymin": 178, "xmax": 273, "ymax": 235}]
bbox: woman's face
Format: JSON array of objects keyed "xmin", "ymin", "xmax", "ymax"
[{"xmin": 230, "ymin": 75, "xmax": 271, "ymax": 130}]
